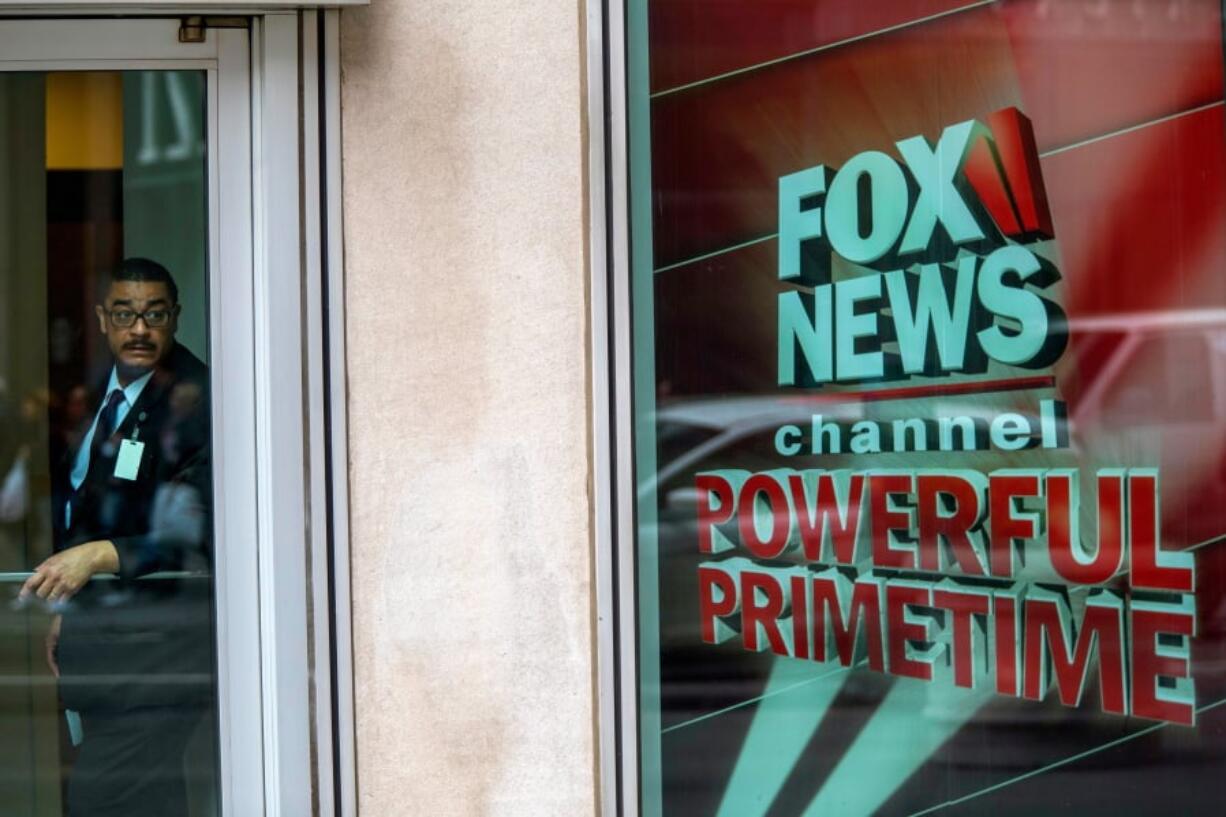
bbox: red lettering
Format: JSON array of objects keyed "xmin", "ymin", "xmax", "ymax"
[
  {"xmin": 791, "ymin": 574, "xmax": 810, "ymax": 660},
  {"xmin": 886, "ymin": 583, "xmax": 935, "ymax": 680},
  {"xmin": 1022, "ymin": 594, "xmax": 1127, "ymax": 714},
  {"xmin": 741, "ymin": 570, "xmax": 789, "ymax": 656},
  {"xmin": 870, "ymin": 474, "xmax": 916, "ymax": 569},
  {"xmin": 933, "ymin": 588, "xmax": 991, "ymax": 688},
  {"xmin": 988, "ymin": 472, "xmax": 1040, "ymax": 578},
  {"xmin": 791, "ymin": 473, "xmax": 865, "ymax": 564},
  {"xmin": 994, "ymin": 591, "xmax": 1022, "ymax": 696},
  {"xmin": 738, "ymin": 474, "xmax": 792, "ymax": 560},
  {"xmin": 1131, "ymin": 602, "xmax": 1195, "ymax": 725},
  {"xmin": 697, "ymin": 565, "xmax": 737, "ymax": 644},
  {"xmin": 917, "ymin": 474, "xmax": 986, "ymax": 575},
  {"xmin": 811, "ymin": 575, "xmax": 885, "ymax": 671},
  {"xmin": 696, "ymin": 474, "xmax": 735, "ymax": 554},
  {"xmin": 1048, "ymin": 471, "xmax": 1123, "ymax": 585},
  {"xmin": 1129, "ymin": 471, "xmax": 1193, "ymax": 593}
]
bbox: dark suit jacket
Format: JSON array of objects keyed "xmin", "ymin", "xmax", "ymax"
[{"xmin": 53, "ymin": 342, "xmax": 214, "ymax": 713}]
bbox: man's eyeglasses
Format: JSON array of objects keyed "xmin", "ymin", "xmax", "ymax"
[{"xmin": 105, "ymin": 307, "xmax": 176, "ymax": 328}]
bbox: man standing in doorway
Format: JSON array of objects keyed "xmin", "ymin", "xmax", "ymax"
[{"xmin": 21, "ymin": 257, "xmax": 213, "ymax": 817}]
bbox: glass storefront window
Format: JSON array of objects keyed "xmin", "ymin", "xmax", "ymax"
[
  {"xmin": 1, "ymin": 69, "xmax": 218, "ymax": 816},
  {"xmin": 624, "ymin": 2, "xmax": 1226, "ymax": 814}
]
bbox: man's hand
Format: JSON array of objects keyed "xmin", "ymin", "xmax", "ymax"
[
  {"xmin": 45, "ymin": 615, "xmax": 61, "ymax": 677},
  {"xmin": 20, "ymin": 540, "xmax": 120, "ymax": 603}
]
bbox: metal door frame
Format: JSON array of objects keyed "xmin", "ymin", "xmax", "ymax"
[{"xmin": 0, "ymin": 12, "xmax": 355, "ymax": 815}]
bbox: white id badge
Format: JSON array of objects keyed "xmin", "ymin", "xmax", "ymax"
[
  {"xmin": 114, "ymin": 439, "xmax": 145, "ymax": 480},
  {"xmin": 66, "ymin": 709, "xmax": 84, "ymax": 747}
]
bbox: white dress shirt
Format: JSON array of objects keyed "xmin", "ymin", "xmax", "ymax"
[{"xmin": 65, "ymin": 367, "xmax": 154, "ymax": 526}]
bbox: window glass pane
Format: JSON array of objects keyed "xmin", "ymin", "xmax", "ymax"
[
  {"xmin": 1, "ymin": 70, "xmax": 217, "ymax": 816},
  {"xmin": 627, "ymin": 2, "xmax": 1226, "ymax": 814}
]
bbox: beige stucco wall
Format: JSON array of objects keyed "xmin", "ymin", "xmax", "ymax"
[{"xmin": 340, "ymin": 2, "xmax": 596, "ymax": 815}]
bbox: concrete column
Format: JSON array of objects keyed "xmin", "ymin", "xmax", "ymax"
[{"xmin": 341, "ymin": 2, "xmax": 596, "ymax": 814}]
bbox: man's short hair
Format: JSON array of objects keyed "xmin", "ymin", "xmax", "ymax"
[{"xmin": 103, "ymin": 258, "xmax": 180, "ymax": 305}]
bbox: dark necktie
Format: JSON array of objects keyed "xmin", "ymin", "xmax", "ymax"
[{"xmin": 89, "ymin": 388, "xmax": 127, "ymax": 463}]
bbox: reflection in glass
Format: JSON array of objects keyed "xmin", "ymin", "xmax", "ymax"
[{"xmin": 631, "ymin": 2, "xmax": 1226, "ymax": 815}]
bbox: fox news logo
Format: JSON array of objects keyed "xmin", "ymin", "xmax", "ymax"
[{"xmin": 777, "ymin": 108, "xmax": 1066, "ymax": 386}]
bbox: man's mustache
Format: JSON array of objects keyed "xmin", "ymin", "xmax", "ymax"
[{"xmin": 123, "ymin": 342, "xmax": 156, "ymax": 350}]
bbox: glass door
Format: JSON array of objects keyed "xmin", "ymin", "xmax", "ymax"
[{"xmin": 0, "ymin": 18, "xmax": 258, "ymax": 817}]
